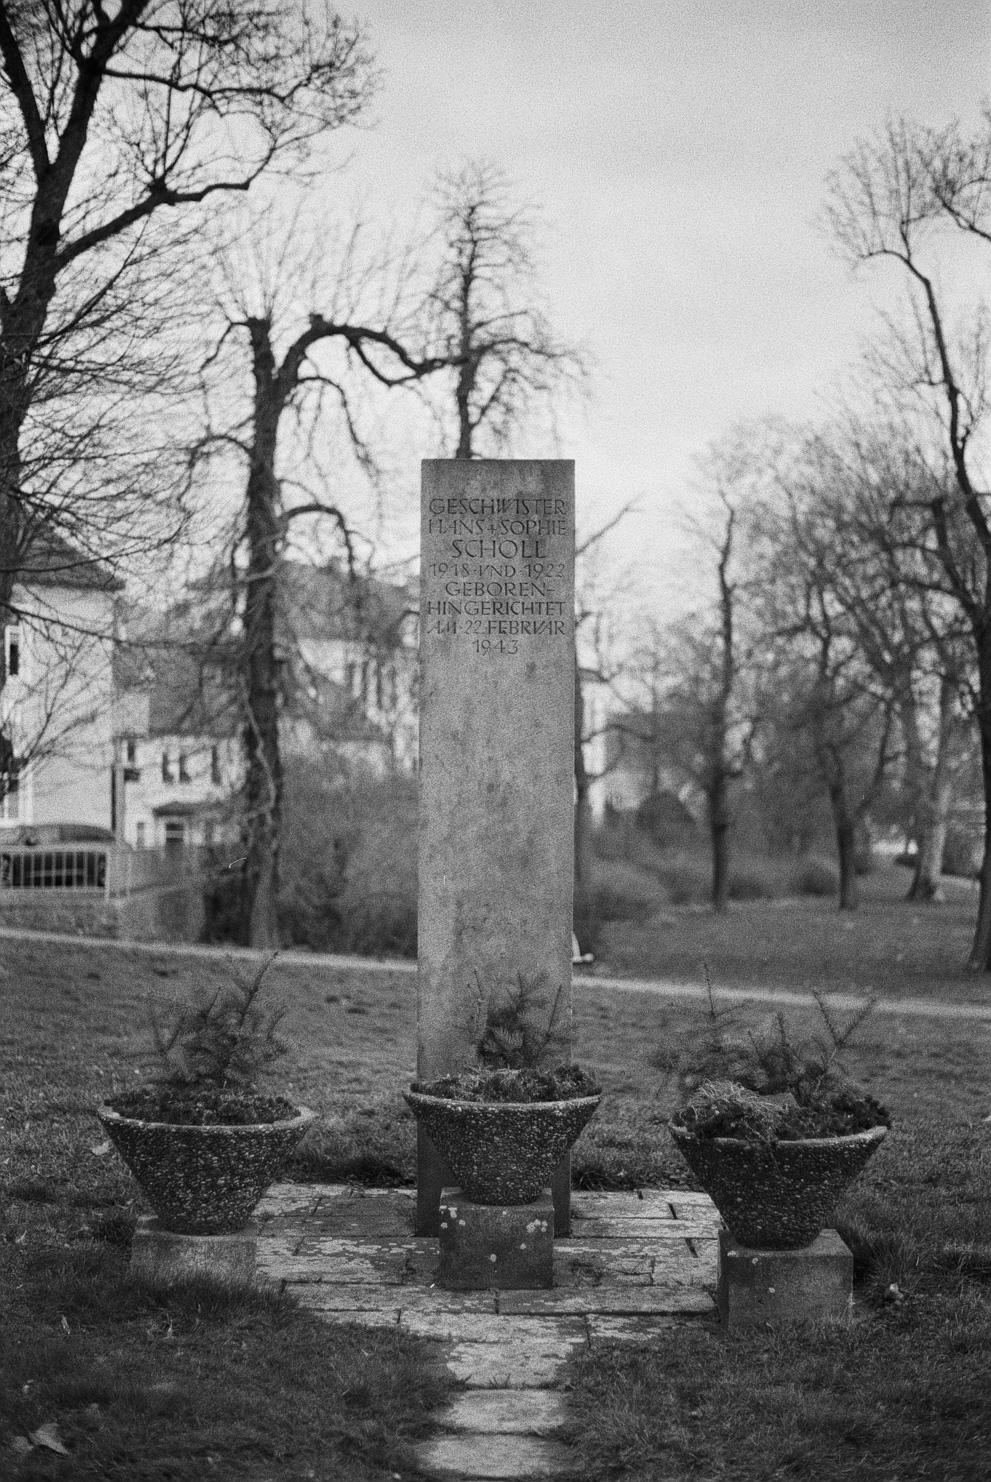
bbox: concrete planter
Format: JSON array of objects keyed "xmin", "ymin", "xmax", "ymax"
[
  {"xmin": 669, "ymin": 1123, "xmax": 888, "ymax": 1250},
  {"xmin": 405, "ymin": 1090, "xmax": 601, "ymax": 1205},
  {"xmin": 97, "ymin": 1103, "xmax": 315, "ymax": 1235}
]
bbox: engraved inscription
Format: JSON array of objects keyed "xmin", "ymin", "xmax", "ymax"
[{"xmin": 423, "ymin": 490, "xmax": 571, "ymax": 651}]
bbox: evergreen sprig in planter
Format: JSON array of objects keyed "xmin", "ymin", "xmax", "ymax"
[
  {"xmin": 662, "ymin": 985, "xmax": 891, "ymax": 1250},
  {"xmin": 97, "ymin": 956, "xmax": 314, "ymax": 1235}
]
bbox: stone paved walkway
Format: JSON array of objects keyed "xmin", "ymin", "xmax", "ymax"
[{"xmin": 255, "ymin": 1183, "xmax": 722, "ymax": 1480}]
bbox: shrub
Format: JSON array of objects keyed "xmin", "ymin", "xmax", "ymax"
[
  {"xmin": 651, "ymin": 851, "xmax": 711, "ymax": 906},
  {"xmin": 588, "ymin": 857, "xmax": 665, "ymax": 920},
  {"xmin": 634, "ymin": 791, "xmax": 701, "ymax": 849},
  {"xmin": 793, "ymin": 855, "xmax": 839, "ymax": 897},
  {"xmin": 726, "ymin": 857, "xmax": 780, "ymax": 901},
  {"xmin": 279, "ymin": 762, "xmax": 417, "ymax": 956}
]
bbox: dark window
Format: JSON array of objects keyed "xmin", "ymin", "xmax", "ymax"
[
  {"xmin": 125, "ymin": 739, "xmax": 137, "ymax": 765},
  {"xmin": 178, "ymin": 752, "xmax": 190, "ymax": 783},
  {"xmin": 210, "ymin": 745, "xmax": 222, "ymax": 784},
  {"xmin": 7, "ymin": 629, "xmax": 19, "ymax": 677},
  {"xmin": 164, "ymin": 819, "xmax": 185, "ymax": 848},
  {"xmin": 161, "ymin": 751, "xmax": 173, "ymax": 783}
]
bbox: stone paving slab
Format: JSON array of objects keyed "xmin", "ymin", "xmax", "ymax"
[
  {"xmin": 398, "ymin": 1313, "xmax": 588, "ymax": 1344},
  {"xmin": 571, "ymin": 1213, "xmax": 715, "ymax": 1238},
  {"xmin": 499, "ymin": 1286, "xmax": 716, "ymax": 1316},
  {"xmin": 419, "ymin": 1433, "xmax": 572, "ymax": 1478},
  {"xmin": 299, "ymin": 1284, "xmax": 498, "ymax": 1314},
  {"xmin": 668, "ymin": 1190, "xmax": 722, "ymax": 1211},
  {"xmin": 444, "ymin": 1339, "xmax": 587, "ymax": 1389},
  {"xmin": 257, "ymin": 1185, "xmax": 721, "ymax": 1477},
  {"xmin": 439, "ymin": 1390, "xmax": 568, "ymax": 1434},
  {"xmin": 586, "ymin": 1313, "xmax": 708, "ymax": 1343},
  {"xmin": 571, "ymin": 1190, "xmax": 677, "ymax": 1217}
]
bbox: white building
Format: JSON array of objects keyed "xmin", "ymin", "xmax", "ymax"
[{"xmin": 1, "ymin": 535, "xmax": 121, "ymax": 837}]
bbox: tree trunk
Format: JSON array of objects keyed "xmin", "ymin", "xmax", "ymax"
[
  {"xmin": 967, "ymin": 696, "xmax": 991, "ymax": 969},
  {"xmin": 829, "ymin": 783, "xmax": 860, "ymax": 911},
  {"xmin": 238, "ymin": 321, "xmax": 284, "ymax": 948},
  {"xmin": 906, "ymin": 674, "xmax": 960, "ymax": 903},
  {"xmin": 908, "ymin": 775, "xmax": 952, "ymax": 902},
  {"xmin": 709, "ymin": 772, "xmax": 730, "ymax": 913},
  {"xmin": 573, "ymin": 653, "xmax": 594, "ymax": 936}
]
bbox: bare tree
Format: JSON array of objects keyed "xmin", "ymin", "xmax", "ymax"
[
  {"xmin": 196, "ymin": 219, "xmax": 445, "ymax": 946},
  {"xmin": 825, "ymin": 113, "xmax": 991, "ymax": 958},
  {"xmin": 423, "ymin": 160, "xmax": 587, "ymax": 458},
  {"xmin": 0, "ymin": 0, "xmax": 376, "ymax": 709}
]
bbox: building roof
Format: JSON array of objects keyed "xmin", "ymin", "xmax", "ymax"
[
  {"xmin": 14, "ymin": 528, "xmax": 124, "ymax": 592},
  {"xmin": 282, "ymin": 561, "xmax": 415, "ymax": 647}
]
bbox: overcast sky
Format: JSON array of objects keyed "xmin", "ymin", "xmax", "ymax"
[{"xmin": 315, "ymin": 1, "xmax": 991, "ymax": 617}]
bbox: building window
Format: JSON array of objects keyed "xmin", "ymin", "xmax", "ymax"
[
  {"xmin": 125, "ymin": 739, "xmax": 137, "ymax": 766},
  {"xmin": 0, "ymin": 764, "xmax": 20, "ymax": 822},
  {"xmin": 178, "ymin": 751, "xmax": 190, "ymax": 783},
  {"xmin": 161, "ymin": 750, "xmax": 173, "ymax": 783},
  {"xmin": 163, "ymin": 818, "xmax": 185, "ymax": 848},
  {"xmin": 210, "ymin": 745, "xmax": 222, "ymax": 785},
  {"xmin": 4, "ymin": 625, "xmax": 21, "ymax": 679},
  {"xmin": 135, "ymin": 820, "xmax": 146, "ymax": 849}
]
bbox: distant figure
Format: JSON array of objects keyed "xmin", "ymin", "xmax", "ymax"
[{"xmin": 572, "ymin": 931, "xmax": 594, "ymax": 965}]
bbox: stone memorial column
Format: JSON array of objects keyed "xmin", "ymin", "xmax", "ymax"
[{"xmin": 417, "ymin": 459, "xmax": 576, "ymax": 1236}]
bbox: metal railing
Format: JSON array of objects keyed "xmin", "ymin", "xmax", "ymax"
[{"xmin": 0, "ymin": 846, "xmax": 108, "ymax": 892}]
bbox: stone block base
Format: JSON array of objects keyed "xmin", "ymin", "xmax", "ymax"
[
  {"xmin": 130, "ymin": 1215, "xmax": 257, "ymax": 1287},
  {"xmin": 438, "ymin": 1187, "xmax": 554, "ymax": 1291},
  {"xmin": 717, "ymin": 1227, "xmax": 853, "ymax": 1329}
]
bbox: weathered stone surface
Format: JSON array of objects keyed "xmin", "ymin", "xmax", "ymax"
[
  {"xmin": 417, "ymin": 1432, "xmax": 572, "ymax": 1478},
  {"xmin": 665, "ymin": 1215, "xmax": 726, "ymax": 1239},
  {"xmin": 444, "ymin": 1341, "xmax": 583, "ymax": 1389},
  {"xmin": 586, "ymin": 1313, "xmax": 715, "ymax": 1343},
  {"xmin": 438, "ymin": 1188, "xmax": 554, "ymax": 1290},
  {"xmin": 572, "ymin": 1191, "xmax": 676, "ymax": 1218},
  {"xmin": 399, "ymin": 1312, "xmax": 585, "ymax": 1344},
  {"xmin": 571, "ymin": 1215, "xmax": 690, "ymax": 1238},
  {"xmin": 667, "ymin": 1191, "xmax": 721, "ymax": 1211},
  {"xmin": 499, "ymin": 1286, "xmax": 715, "ymax": 1317},
  {"xmin": 437, "ymin": 1389, "xmax": 567, "ymax": 1434},
  {"xmin": 255, "ymin": 1185, "xmax": 324, "ymax": 1217},
  {"xmin": 263, "ymin": 1235, "xmax": 435, "ymax": 1285},
  {"xmin": 417, "ymin": 459, "xmax": 577, "ymax": 1236},
  {"xmin": 717, "ymin": 1227, "xmax": 854, "ymax": 1329},
  {"xmin": 130, "ymin": 1215, "xmax": 256, "ymax": 1286},
  {"xmin": 293, "ymin": 1284, "xmax": 496, "ymax": 1316}
]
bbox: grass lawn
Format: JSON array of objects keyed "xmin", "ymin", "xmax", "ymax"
[
  {"xmin": 2, "ymin": 872, "xmax": 990, "ymax": 1479},
  {"xmin": 598, "ymin": 864, "xmax": 990, "ymax": 1004}
]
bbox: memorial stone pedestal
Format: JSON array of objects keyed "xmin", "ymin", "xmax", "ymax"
[
  {"xmin": 417, "ymin": 461, "xmax": 576, "ymax": 1238},
  {"xmin": 129, "ymin": 1215, "xmax": 257, "ymax": 1287},
  {"xmin": 437, "ymin": 1187, "xmax": 554, "ymax": 1291},
  {"xmin": 717, "ymin": 1228, "xmax": 854, "ymax": 1329}
]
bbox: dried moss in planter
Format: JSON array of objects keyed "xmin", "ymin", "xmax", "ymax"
[
  {"xmin": 105, "ymin": 1087, "xmax": 299, "ymax": 1127},
  {"xmin": 412, "ymin": 1064, "xmax": 602, "ymax": 1103},
  {"xmin": 669, "ymin": 1080, "xmax": 890, "ymax": 1140}
]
